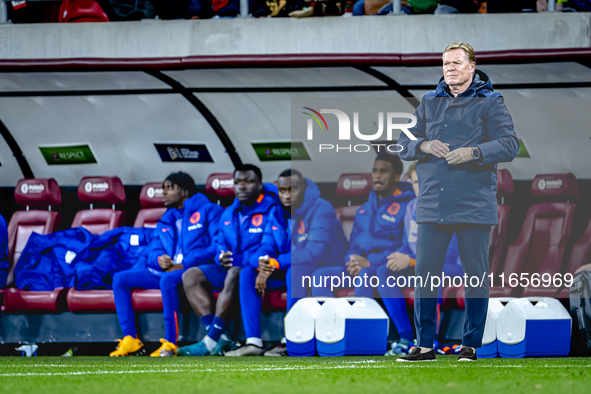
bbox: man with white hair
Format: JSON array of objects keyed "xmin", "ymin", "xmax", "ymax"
[{"xmin": 397, "ymin": 42, "xmax": 519, "ymax": 362}]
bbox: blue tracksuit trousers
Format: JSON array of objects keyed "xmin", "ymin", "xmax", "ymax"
[
  {"xmin": 112, "ymin": 268, "xmax": 185, "ymax": 343},
  {"xmin": 239, "ymin": 265, "xmax": 318, "ymax": 339}
]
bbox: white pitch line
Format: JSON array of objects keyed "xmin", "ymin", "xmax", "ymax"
[{"xmin": 0, "ymin": 363, "xmax": 590, "ymax": 377}]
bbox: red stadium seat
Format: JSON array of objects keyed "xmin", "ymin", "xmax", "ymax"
[
  {"xmin": 525, "ymin": 217, "xmax": 591, "ymax": 299},
  {"xmin": 66, "ymin": 288, "xmax": 116, "ymax": 313},
  {"xmin": 67, "ymin": 177, "xmax": 126, "ymax": 313},
  {"xmin": 334, "ymin": 173, "xmax": 372, "ymax": 241},
  {"xmin": 4, "ymin": 287, "xmax": 68, "ymax": 314},
  {"xmin": 3, "ymin": 179, "xmax": 63, "ymax": 313},
  {"xmin": 492, "ymin": 173, "xmax": 578, "ymax": 298},
  {"xmin": 59, "ymin": 0, "xmax": 109, "ymax": 23},
  {"xmin": 335, "ymin": 206, "xmax": 361, "ymax": 241},
  {"xmin": 205, "ymin": 173, "xmax": 235, "ymax": 207},
  {"xmin": 71, "ymin": 176, "xmax": 125, "ymax": 235},
  {"xmin": 131, "ymin": 289, "xmax": 163, "ymax": 312},
  {"xmin": 133, "ymin": 182, "xmax": 167, "ymax": 228}
]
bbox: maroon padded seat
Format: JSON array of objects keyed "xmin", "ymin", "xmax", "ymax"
[
  {"xmin": 131, "ymin": 289, "xmax": 163, "ymax": 312},
  {"xmin": 492, "ymin": 173, "xmax": 578, "ymax": 298},
  {"xmin": 4, "ymin": 287, "xmax": 68, "ymax": 314},
  {"xmin": 205, "ymin": 173, "xmax": 235, "ymax": 207},
  {"xmin": 525, "ymin": 217, "xmax": 591, "ymax": 298},
  {"xmin": 66, "ymin": 288, "xmax": 116, "ymax": 313},
  {"xmin": 71, "ymin": 176, "xmax": 125, "ymax": 235},
  {"xmin": 67, "ymin": 288, "xmax": 164, "ymax": 313},
  {"xmin": 66, "ymin": 177, "xmax": 125, "ymax": 313},
  {"xmin": 335, "ymin": 206, "xmax": 361, "ymax": 241},
  {"xmin": 2, "ymin": 179, "xmax": 64, "ymax": 314},
  {"xmin": 335, "ymin": 173, "xmax": 372, "ymax": 241},
  {"xmin": 133, "ymin": 182, "xmax": 167, "ymax": 228}
]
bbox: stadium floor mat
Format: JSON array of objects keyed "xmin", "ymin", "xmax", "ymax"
[{"xmin": 0, "ymin": 356, "xmax": 589, "ymax": 394}]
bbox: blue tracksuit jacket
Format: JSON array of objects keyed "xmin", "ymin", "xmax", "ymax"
[
  {"xmin": 398, "ymin": 70, "xmax": 519, "ymax": 225},
  {"xmin": 346, "ymin": 181, "xmax": 416, "ymax": 267},
  {"xmin": 260, "ymin": 178, "xmax": 348, "ymax": 269},
  {"xmin": 0, "ymin": 214, "xmax": 8, "ymax": 288},
  {"xmin": 215, "ymin": 184, "xmax": 278, "ymax": 269},
  {"xmin": 15, "ymin": 228, "xmax": 94, "ymax": 291},
  {"xmin": 145, "ymin": 193, "xmax": 223, "ymax": 274},
  {"xmin": 74, "ymin": 227, "xmax": 157, "ymax": 290}
]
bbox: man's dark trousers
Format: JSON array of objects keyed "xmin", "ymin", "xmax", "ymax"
[{"xmin": 414, "ymin": 223, "xmax": 490, "ymax": 348}]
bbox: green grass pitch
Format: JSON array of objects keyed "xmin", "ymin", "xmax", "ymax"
[{"xmin": 0, "ymin": 356, "xmax": 589, "ymax": 394}]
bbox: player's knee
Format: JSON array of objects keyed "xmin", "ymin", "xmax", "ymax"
[
  {"xmin": 223, "ymin": 266, "xmax": 242, "ymax": 288},
  {"xmin": 159, "ymin": 273, "xmax": 176, "ymax": 290},
  {"xmin": 182, "ymin": 267, "xmax": 204, "ymax": 288},
  {"xmin": 112, "ymin": 272, "xmax": 125, "ymax": 289},
  {"xmin": 239, "ymin": 267, "xmax": 255, "ymax": 282},
  {"xmin": 227, "ymin": 266, "xmax": 242, "ymax": 281}
]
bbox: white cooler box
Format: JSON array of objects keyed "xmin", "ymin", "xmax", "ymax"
[
  {"xmin": 315, "ymin": 297, "xmax": 389, "ymax": 357},
  {"xmin": 285, "ymin": 298, "xmax": 328, "ymax": 357},
  {"xmin": 477, "ymin": 298, "xmax": 514, "ymax": 358},
  {"xmin": 497, "ymin": 298, "xmax": 571, "ymax": 358}
]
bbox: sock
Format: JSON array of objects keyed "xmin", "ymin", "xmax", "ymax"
[
  {"xmin": 163, "ymin": 316, "xmax": 177, "ymax": 344},
  {"xmin": 207, "ymin": 316, "xmax": 225, "ymax": 342},
  {"xmin": 246, "ymin": 337, "xmax": 263, "ymax": 348},
  {"xmin": 203, "ymin": 335, "xmax": 216, "ymax": 352},
  {"xmin": 201, "ymin": 314, "xmax": 213, "ymax": 332},
  {"xmin": 280, "ymin": 337, "xmax": 286, "ymax": 345}
]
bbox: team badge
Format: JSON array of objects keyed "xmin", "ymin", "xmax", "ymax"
[
  {"xmin": 189, "ymin": 212, "xmax": 201, "ymax": 224},
  {"xmin": 298, "ymin": 221, "xmax": 306, "ymax": 234},
  {"xmin": 387, "ymin": 203, "xmax": 400, "ymax": 216},
  {"xmin": 252, "ymin": 214, "xmax": 263, "ymax": 227}
]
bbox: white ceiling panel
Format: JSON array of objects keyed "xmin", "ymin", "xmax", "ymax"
[
  {"xmin": 165, "ymin": 68, "xmax": 386, "ymax": 88},
  {"xmin": 0, "ymin": 94, "xmax": 233, "ymax": 187},
  {"xmin": 0, "ymin": 72, "xmax": 169, "ymax": 92}
]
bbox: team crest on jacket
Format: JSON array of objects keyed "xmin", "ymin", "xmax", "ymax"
[
  {"xmin": 298, "ymin": 221, "xmax": 306, "ymax": 235},
  {"xmin": 252, "ymin": 214, "xmax": 263, "ymax": 227},
  {"xmin": 188, "ymin": 212, "xmax": 203, "ymax": 230},
  {"xmin": 297, "ymin": 220, "xmax": 308, "ymax": 242},
  {"xmin": 249, "ymin": 214, "xmax": 264, "ymax": 233},
  {"xmin": 387, "ymin": 203, "xmax": 400, "ymax": 216},
  {"xmin": 382, "ymin": 202, "xmax": 401, "ymax": 223},
  {"xmin": 190, "ymin": 212, "xmax": 201, "ymax": 224}
]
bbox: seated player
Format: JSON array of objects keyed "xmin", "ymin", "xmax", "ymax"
[
  {"xmin": 109, "ymin": 172, "xmax": 223, "ymax": 357},
  {"xmin": 0, "ymin": 214, "xmax": 8, "ymax": 288},
  {"xmin": 312, "ymin": 153, "xmax": 415, "ymax": 300},
  {"xmin": 381, "ymin": 162, "xmax": 463, "ymax": 356},
  {"xmin": 226, "ymin": 169, "xmax": 348, "ymax": 357},
  {"xmin": 177, "ymin": 164, "xmax": 278, "ymax": 356}
]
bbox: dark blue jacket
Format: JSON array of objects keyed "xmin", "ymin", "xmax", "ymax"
[
  {"xmin": 346, "ymin": 182, "xmax": 415, "ymax": 267},
  {"xmin": 398, "ymin": 70, "xmax": 519, "ymax": 225},
  {"xmin": 215, "ymin": 184, "xmax": 278, "ymax": 269},
  {"xmin": 145, "ymin": 193, "xmax": 223, "ymax": 275},
  {"xmin": 0, "ymin": 214, "xmax": 8, "ymax": 288},
  {"xmin": 74, "ymin": 227, "xmax": 157, "ymax": 290},
  {"xmin": 261, "ymin": 179, "xmax": 348, "ymax": 269},
  {"xmin": 14, "ymin": 228, "xmax": 94, "ymax": 291}
]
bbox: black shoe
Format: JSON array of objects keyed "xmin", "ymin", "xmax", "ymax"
[
  {"xmin": 458, "ymin": 346, "xmax": 477, "ymax": 361},
  {"xmin": 396, "ymin": 347, "xmax": 436, "ymax": 362}
]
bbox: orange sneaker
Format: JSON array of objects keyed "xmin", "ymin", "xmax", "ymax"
[
  {"xmin": 150, "ymin": 338, "xmax": 178, "ymax": 357},
  {"xmin": 109, "ymin": 336, "xmax": 144, "ymax": 357}
]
